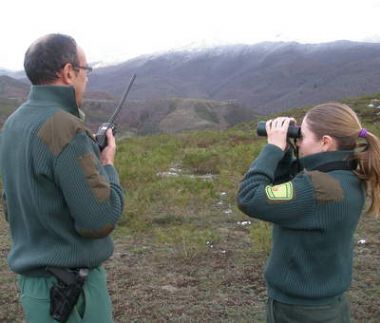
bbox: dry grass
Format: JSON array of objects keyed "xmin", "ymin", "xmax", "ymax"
[{"xmin": 1, "ymin": 204, "xmax": 379, "ymax": 322}]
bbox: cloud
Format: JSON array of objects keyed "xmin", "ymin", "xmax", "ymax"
[{"xmin": 1, "ymin": 0, "xmax": 380, "ymax": 70}]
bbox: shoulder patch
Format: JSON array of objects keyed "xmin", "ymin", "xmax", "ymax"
[
  {"xmin": 38, "ymin": 111, "xmax": 87, "ymax": 156},
  {"xmin": 265, "ymin": 182, "xmax": 294, "ymax": 201},
  {"xmin": 307, "ymin": 171, "xmax": 344, "ymax": 202}
]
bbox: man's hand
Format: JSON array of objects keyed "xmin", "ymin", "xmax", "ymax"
[
  {"xmin": 100, "ymin": 129, "xmax": 116, "ymax": 166},
  {"xmin": 265, "ymin": 117, "xmax": 296, "ymax": 151}
]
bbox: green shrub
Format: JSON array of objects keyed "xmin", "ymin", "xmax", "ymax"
[{"xmin": 182, "ymin": 149, "xmax": 221, "ymax": 175}]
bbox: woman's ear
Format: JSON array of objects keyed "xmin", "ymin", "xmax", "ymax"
[{"xmin": 321, "ymin": 135, "xmax": 338, "ymax": 152}]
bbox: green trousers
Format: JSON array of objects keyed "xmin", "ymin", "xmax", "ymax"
[
  {"xmin": 18, "ymin": 266, "xmax": 113, "ymax": 323},
  {"xmin": 266, "ymin": 295, "xmax": 351, "ymax": 323}
]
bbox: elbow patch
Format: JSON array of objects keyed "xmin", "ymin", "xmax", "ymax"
[
  {"xmin": 78, "ymin": 153, "xmax": 110, "ymax": 202},
  {"xmin": 307, "ymin": 171, "xmax": 344, "ymax": 202},
  {"xmin": 78, "ymin": 224, "xmax": 115, "ymax": 239}
]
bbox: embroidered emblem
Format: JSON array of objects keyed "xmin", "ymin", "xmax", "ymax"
[{"xmin": 265, "ymin": 182, "xmax": 294, "ymax": 201}]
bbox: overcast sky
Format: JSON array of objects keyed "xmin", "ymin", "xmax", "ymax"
[{"xmin": 2, "ymin": 0, "xmax": 380, "ymax": 70}]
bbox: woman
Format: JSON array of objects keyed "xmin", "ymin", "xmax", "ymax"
[{"xmin": 237, "ymin": 102, "xmax": 380, "ymax": 322}]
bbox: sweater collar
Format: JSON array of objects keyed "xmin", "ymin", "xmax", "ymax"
[
  {"xmin": 28, "ymin": 85, "xmax": 80, "ymax": 118},
  {"xmin": 299, "ymin": 150, "xmax": 354, "ymax": 171}
]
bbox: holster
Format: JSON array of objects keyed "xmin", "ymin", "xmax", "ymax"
[{"xmin": 46, "ymin": 267, "xmax": 88, "ymax": 323}]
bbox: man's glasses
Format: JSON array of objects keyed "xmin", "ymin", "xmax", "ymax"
[{"xmin": 73, "ymin": 65, "xmax": 93, "ymax": 74}]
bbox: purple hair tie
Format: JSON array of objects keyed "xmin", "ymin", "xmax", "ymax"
[{"xmin": 358, "ymin": 128, "xmax": 368, "ymax": 138}]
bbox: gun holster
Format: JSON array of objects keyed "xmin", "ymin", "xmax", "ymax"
[{"xmin": 46, "ymin": 267, "xmax": 88, "ymax": 323}]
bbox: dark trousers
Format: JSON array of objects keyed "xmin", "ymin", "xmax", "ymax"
[{"xmin": 266, "ymin": 295, "xmax": 350, "ymax": 323}]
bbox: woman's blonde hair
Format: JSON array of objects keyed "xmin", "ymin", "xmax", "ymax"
[{"xmin": 305, "ymin": 102, "xmax": 380, "ymax": 215}]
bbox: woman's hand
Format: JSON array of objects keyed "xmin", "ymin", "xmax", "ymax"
[{"xmin": 265, "ymin": 117, "xmax": 296, "ymax": 151}]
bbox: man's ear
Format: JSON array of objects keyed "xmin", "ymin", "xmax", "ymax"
[
  {"xmin": 56, "ymin": 63, "xmax": 75, "ymax": 85},
  {"xmin": 321, "ymin": 135, "xmax": 338, "ymax": 152}
]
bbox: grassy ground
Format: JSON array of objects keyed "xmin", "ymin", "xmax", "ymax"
[
  {"xmin": 1, "ymin": 196, "xmax": 379, "ymax": 322},
  {"xmin": 1, "ymin": 99, "xmax": 380, "ymax": 322}
]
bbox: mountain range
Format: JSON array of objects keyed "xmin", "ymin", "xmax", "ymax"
[
  {"xmin": 88, "ymin": 40, "xmax": 380, "ymax": 113},
  {"xmin": 1, "ymin": 40, "xmax": 380, "ymax": 133}
]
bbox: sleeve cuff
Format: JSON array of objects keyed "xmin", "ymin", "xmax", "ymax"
[
  {"xmin": 103, "ymin": 165, "xmax": 120, "ymax": 184},
  {"xmin": 250, "ymin": 144, "xmax": 285, "ymax": 173}
]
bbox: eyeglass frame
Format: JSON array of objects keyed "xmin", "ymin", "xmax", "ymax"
[{"xmin": 73, "ymin": 65, "xmax": 93, "ymax": 74}]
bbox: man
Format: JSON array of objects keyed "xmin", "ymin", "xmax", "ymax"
[{"xmin": 0, "ymin": 34, "xmax": 124, "ymax": 322}]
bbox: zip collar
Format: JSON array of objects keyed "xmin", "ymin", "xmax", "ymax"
[
  {"xmin": 27, "ymin": 85, "xmax": 80, "ymax": 118},
  {"xmin": 299, "ymin": 150, "xmax": 355, "ymax": 172}
]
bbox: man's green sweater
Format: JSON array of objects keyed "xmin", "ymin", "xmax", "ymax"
[
  {"xmin": 238, "ymin": 144, "xmax": 365, "ymax": 305},
  {"xmin": 0, "ymin": 85, "xmax": 125, "ymax": 275}
]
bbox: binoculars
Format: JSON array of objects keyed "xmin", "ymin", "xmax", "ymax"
[{"xmin": 256, "ymin": 121, "xmax": 301, "ymax": 139}]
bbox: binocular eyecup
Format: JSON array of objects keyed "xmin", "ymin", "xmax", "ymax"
[{"xmin": 256, "ymin": 121, "xmax": 301, "ymax": 139}]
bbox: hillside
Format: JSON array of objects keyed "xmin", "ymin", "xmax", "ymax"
[
  {"xmin": 0, "ymin": 93, "xmax": 257, "ymax": 135},
  {"xmin": 0, "ymin": 75, "xmax": 28, "ymax": 98},
  {"xmin": 1, "ymin": 94, "xmax": 380, "ymax": 321},
  {"xmin": 82, "ymin": 97, "xmax": 257, "ymax": 134}
]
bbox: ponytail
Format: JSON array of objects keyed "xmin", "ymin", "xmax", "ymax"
[{"xmin": 354, "ymin": 131, "xmax": 380, "ymax": 215}]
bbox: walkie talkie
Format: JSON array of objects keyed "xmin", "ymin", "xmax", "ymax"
[{"xmin": 95, "ymin": 74, "xmax": 136, "ymax": 150}]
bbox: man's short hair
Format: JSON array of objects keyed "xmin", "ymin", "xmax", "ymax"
[{"xmin": 24, "ymin": 34, "xmax": 79, "ymax": 85}]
